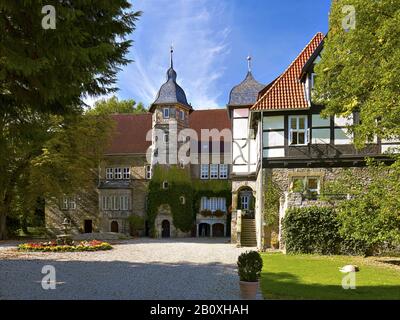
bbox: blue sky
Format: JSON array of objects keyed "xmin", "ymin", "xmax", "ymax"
[{"xmin": 87, "ymin": 0, "xmax": 332, "ymax": 108}]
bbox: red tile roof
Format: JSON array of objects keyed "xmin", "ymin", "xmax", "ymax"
[
  {"xmin": 106, "ymin": 113, "xmax": 152, "ymax": 154},
  {"xmin": 251, "ymin": 32, "xmax": 325, "ymax": 111},
  {"xmin": 105, "ymin": 109, "xmax": 231, "ymax": 154},
  {"xmin": 189, "ymin": 109, "xmax": 231, "ymax": 138}
]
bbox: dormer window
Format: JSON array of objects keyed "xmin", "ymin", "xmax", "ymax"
[{"xmin": 163, "ymin": 107, "xmax": 170, "ymax": 119}]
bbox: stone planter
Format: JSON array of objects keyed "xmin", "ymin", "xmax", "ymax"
[{"xmin": 239, "ymin": 280, "xmax": 259, "ymax": 300}]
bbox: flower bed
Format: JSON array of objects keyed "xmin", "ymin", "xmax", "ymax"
[{"xmin": 18, "ymin": 240, "xmax": 113, "ymax": 252}]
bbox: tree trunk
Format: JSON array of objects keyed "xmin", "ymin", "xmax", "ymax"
[{"xmin": 0, "ymin": 210, "xmax": 7, "ymax": 240}]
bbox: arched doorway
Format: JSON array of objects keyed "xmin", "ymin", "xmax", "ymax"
[
  {"xmin": 111, "ymin": 220, "xmax": 119, "ymax": 233},
  {"xmin": 238, "ymin": 187, "xmax": 255, "ymax": 218},
  {"xmin": 161, "ymin": 220, "xmax": 170, "ymax": 238},
  {"xmin": 199, "ymin": 223, "xmax": 210, "ymax": 237},
  {"xmin": 212, "ymin": 223, "xmax": 224, "ymax": 237}
]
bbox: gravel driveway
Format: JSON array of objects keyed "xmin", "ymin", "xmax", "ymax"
[{"xmin": 0, "ymin": 238, "xmax": 259, "ymax": 300}]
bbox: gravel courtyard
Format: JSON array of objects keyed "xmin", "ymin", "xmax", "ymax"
[{"xmin": 0, "ymin": 238, "xmax": 259, "ymax": 300}]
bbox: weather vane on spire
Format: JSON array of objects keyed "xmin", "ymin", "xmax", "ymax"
[
  {"xmin": 170, "ymin": 44, "xmax": 174, "ymax": 68},
  {"xmin": 247, "ymin": 55, "xmax": 252, "ymax": 72}
]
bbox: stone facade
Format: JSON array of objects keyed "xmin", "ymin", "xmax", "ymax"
[{"xmin": 45, "ymin": 186, "xmax": 99, "ymax": 236}]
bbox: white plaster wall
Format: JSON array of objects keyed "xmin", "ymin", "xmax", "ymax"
[{"xmin": 263, "ymin": 148, "xmax": 285, "ymax": 158}]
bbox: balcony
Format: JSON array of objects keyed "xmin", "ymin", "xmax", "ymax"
[{"xmin": 196, "ymin": 210, "xmax": 227, "ymax": 222}]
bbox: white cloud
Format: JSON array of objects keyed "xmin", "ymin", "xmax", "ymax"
[{"xmin": 119, "ymin": 0, "xmax": 232, "ymax": 109}]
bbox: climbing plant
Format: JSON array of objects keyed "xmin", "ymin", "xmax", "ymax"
[
  {"xmin": 192, "ymin": 180, "xmax": 232, "ymax": 215},
  {"xmin": 264, "ymin": 176, "xmax": 283, "ymax": 227},
  {"xmin": 147, "ymin": 165, "xmax": 194, "ymax": 234}
]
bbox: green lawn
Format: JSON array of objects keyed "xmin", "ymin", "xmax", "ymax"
[{"xmin": 260, "ymin": 253, "xmax": 400, "ymax": 300}]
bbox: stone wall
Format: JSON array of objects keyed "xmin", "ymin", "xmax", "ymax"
[
  {"xmin": 266, "ymin": 166, "xmax": 371, "ymax": 194},
  {"xmin": 45, "ymin": 186, "xmax": 99, "ymax": 236}
]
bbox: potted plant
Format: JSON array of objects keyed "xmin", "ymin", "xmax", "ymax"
[
  {"xmin": 237, "ymin": 250, "xmax": 263, "ymax": 299},
  {"xmin": 214, "ymin": 209, "xmax": 225, "ymax": 217}
]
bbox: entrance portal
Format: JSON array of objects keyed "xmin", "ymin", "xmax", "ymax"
[
  {"xmin": 84, "ymin": 220, "xmax": 93, "ymax": 233},
  {"xmin": 111, "ymin": 220, "xmax": 119, "ymax": 233},
  {"xmin": 161, "ymin": 220, "xmax": 170, "ymax": 238}
]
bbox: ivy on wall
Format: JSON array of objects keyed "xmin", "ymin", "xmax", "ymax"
[
  {"xmin": 147, "ymin": 165, "xmax": 194, "ymax": 234},
  {"xmin": 192, "ymin": 180, "xmax": 232, "ymax": 214},
  {"xmin": 147, "ymin": 166, "xmax": 232, "ymax": 236}
]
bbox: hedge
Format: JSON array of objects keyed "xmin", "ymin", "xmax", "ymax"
[
  {"xmin": 282, "ymin": 206, "xmax": 341, "ymax": 255},
  {"xmin": 282, "ymin": 206, "xmax": 375, "ymax": 255}
]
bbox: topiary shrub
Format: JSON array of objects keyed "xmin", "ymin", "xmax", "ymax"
[
  {"xmin": 282, "ymin": 206, "xmax": 341, "ymax": 255},
  {"xmin": 237, "ymin": 251, "xmax": 263, "ymax": 282}
]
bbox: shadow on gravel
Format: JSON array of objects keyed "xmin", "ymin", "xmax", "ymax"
[{"xmin": 0, "ymin": 258, "xmax": 241, "ymax": 300}]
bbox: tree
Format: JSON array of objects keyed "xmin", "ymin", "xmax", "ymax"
[
  {"xmin": 314, "ymin": 0, "xmax": 400, "ymax": 147},
  {"xmin": 0, "ymin": 1, "xmax": 141, "ymax": 114},
  {"xmin": 87, "ymin": 96, "xmax": 147, "ymax": 115},
  {"xmin": 324, "ymin": 161, "xmax": 400, "ymax": 255},
  {"xmin": 0, "ymin": 112, "xmax": 115, "ymax": 239},
  {"xmin": 314, "ymin": 0, "xmax": 400, "ymax": 255},
  {"xmin": 0, "ymin": 1, "xmax": 141, "ymax": 239}
]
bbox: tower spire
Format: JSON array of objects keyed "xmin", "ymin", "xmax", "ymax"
[
  {"xmin": 247, "ymin": 55, "xmax": 252, "ymax": 73},
  {"xmin": 170, "ymin": 44, "xmax": 174, "ymax": 69}
]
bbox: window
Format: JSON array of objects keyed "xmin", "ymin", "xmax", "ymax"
[
  {"xmin": 290, "ymin": 176, "xmax": 321, "ymax": 199},
  {"xmin": 120, "ymin": 195, "xmax": 129, "ymax": 210},
  {"xmin": 69, "ymin": 197, "xmax": 76, "ymax": 210},
  {"xmin": 123, "ymin": 167, "xmax": 130, "ymax": 179},
  {"xmin": 311, "ymin": 73, "xmax": 317, "ymax": 89},
  {"xmin": 200, "ymin": 197, "xmax": 227, "ymax": 212},
  {"xmin": 180, "ymin": 110, "xmax": 185, "ymax": 120},
  {"xmin": 61, "ymin": 197, "xmax": 69, "ymax": 210},
  {"xmin": 106, "ymin": 168, "xmax": 113, "ymax": 180},
  {"xmin": 102, "ymin": 195, "xmax": 130, "ymax": 211},
  {"xmin": 113, "ymin": 196, "xmax": 120, "ymax": 210},
  {"xmin": 163, "ymin": 107, "xmax": 170, "ymax": 119},
  {"xmin": 163, "ymin": 133, "xmax": 169, "ymax": 143},
  {"xmin": 162, "ymin": 180, "xmax": 169, "ymax": 189},
  {"xmin": 219, "ymin": 164, "xmax": 228, "ymax": 179},
  {"xmin": 200, "ymin": 164, "xmax": 209, "ymax": 179},
  {"xmin": 289, "ymin": 116, "xmax": 308, "ymax": 145},
  {"xmin": 114, "ymin": 168, "xmax": 122, "ymax": 179},
  {"xmin": 61, "ymin": 196, "xmax": 76, "ymax": 210},
  {"xmin": 240, "ymin": 195, "xmax": 249, "ymax": 210},
  {"xmin": 180, "ymin": 196, "xmax": 185, "ymax": 205},
  {"xmin": 210, "ymin": 197, "xmax": 217, "ymax": 212},
  {"xmin": 145, "ymin": 165, "xmax": 152, "ymax": 179},
  {"xmin": 210, "ymin": 164, "xmax": 218, "ymax": 179}
]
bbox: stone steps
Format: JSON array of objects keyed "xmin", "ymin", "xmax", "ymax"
[{"xmin": 240, "ymin": 219, "xmax": 257, "ymax": 247}]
